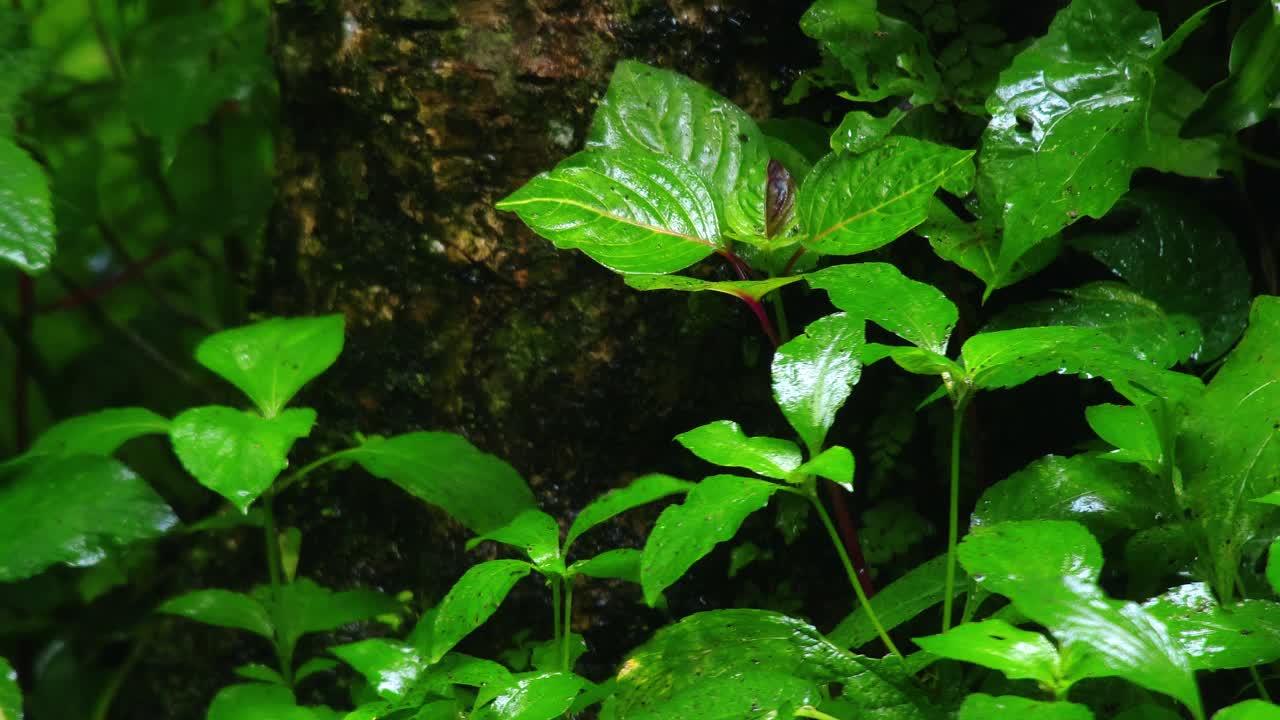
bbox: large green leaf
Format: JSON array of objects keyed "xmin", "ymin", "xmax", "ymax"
[
  {"xmin": 959, "ymin": 694, "xmax": 1094, "ymax": 720},
  {"xmin": 26, "ymin": 408, "xmax": 169, "ymax": 459},
  {"xmin": 1142, "ymin": 583, "xmax": 1280, "ymax": 671},
  {"xmin": 792, "ymin": 445, "xmax": 855, "ymax": 492},
  {"xmin": 799, "ymin": 138, "xmax": 972, "ymax": 256},
  {"xmin": 1072, "ymin": 190, "xmax": 1251, "ymax": 362},
  {"xmin": 343, "ymin": 432, "xmax": 535, "ymax": 535},
  {"xmin": 473, "ymin": 672, "xmax": 587, "ymax": 720},
  {"xmin": 1178, "ymin": 297, "xmax": 1280, "ymax": 599},
  {"xmin": 0, "ymin": 136, "xmax": 54, "ymax": 272},
  {"xmin": 641, "ymin": 475, "xmax": 780, "ymax": 606},
  {"xmin": 959, "ymin": 521, "xmax": 1202, "ymax": 717},
  {"xmin": 1184, "ymin": 3, "xmax": 1280, "ymax": 137},
  {"xmin": 158, "ymin": 589, "xmax": 274, "ymax": 640},
  {"xmin": 497, "ymin": 149, "xmax": 721, "ymax": 275},
  {"xmin": 205, "ymin": 684, "xmax": 319, "ymax": 720},
  {"xmin": 431, "ymin": 560, "xmax": 532, "ymax": 662},
  {"xmin": 1215, "ymin": 701, "xmax": 1280, "ymax": 720},
  {"xmin": 170, "ymin": 406, "xmax": 316, "ymax": 513},
  {"xmin": 829, "ymin": 555, "xmax": 968, "ymax": 650},
  {"xmin": 1139, "ymin": 69, "xmax": 1226, "ymax": 179},
  {"xmin": 1086, "ymin": 404, "xmax": 1163, "ymax": 470},
  {"xmin": 915, "ymin": 620, "xmax": 1061, "ymax": 686},
  {"xmin": 979, "ymin": 0, "xmax": 1161, "ymax": 276},
  {"xmin": 259, "ymin": 579, "xmax": 399, "ymax": 658},
  {"xmin": 195, "ymin": 315, "xmax": 345, "ymax": 418},
  {"xmin": 916, "ymin": 197, "xmax": 1062, "ymax": 296},
  {"xmin": 564, "ymin": 473, "xmax": 692, "ymax": 554},
  {"xmin": 467, "ymin": 510, "xmax": 564, "ymax": 574},
  {"xmin": 0, "ymin": 454, "xmax": 177, "ymax": 582},
  {"xmin": 568, "ymin": 549, "xmax": 642, "ymax": 584},
  {"xmin": 1, "ymin": 655, "xmax": 21, "ymax": 720},
  {"xmin": 772, "ymin": 313, "xmax": 863, "ymax": 453},
  {"xmin": 623, "ymin": 275, "xmax": 801, "ymax": 301},
  {"xmin": 807, "ymin": 263, "xmax": 958, "ymax": 355},
  {"xmin": 830, "ymin": 109, "xmax": 906, "ymax": 155},
  {"xmin": 330, "ymin": 639, "xmax": 428, "ymax": 702},
  {"xmin": 674, "ymin": 420, "xmax": 802, "ymax": 480}
]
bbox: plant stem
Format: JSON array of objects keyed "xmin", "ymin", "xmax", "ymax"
[
  {"xmin": 274, "ymin": 450, "xmax": 349, "ymax": 495},
  {"xmin": 717, "ymin": 249, "xmax": 752, "ymax": 281},
  {"xmin": 91, "ymin": 630, "xmax": 149, "ymax": 720},
  {"xmin": 551, "ymin": 576, "xmax": 562, "ymax": 648},
  {"xmin": 810, "ymin": 494, "xmax": 902, "ymax": 658},
  {"xmin": 781, "ymin": 247, "xmax": 807, "ymax": 277},
  {"xmin": 770, "ymin": 292, "xmax": 791, "ymax": 343},
  {"xmin": 1249, "ymin": 666, "xmax": 1272, "ymax": 702},
  {"xmin": 262, "ymin": 489, "xmax": 294, "ymax": 687},
  {"xmin": 942, "ymin": 393, "xmax": 970, "ymax": 633},
  {"xmin": 738, "ymin": 295, "xmax": 780, "ymax": 347},
  {"xmin": 562, "ymin": 578, "xmax": 574, "ymax": 672}
]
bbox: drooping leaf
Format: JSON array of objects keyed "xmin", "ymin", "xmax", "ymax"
[
  {"xmin": 564, "ymin": 473, "xmax": 693, "ymax": 554},
  {"xmin": 205, "ymin": 683, "xmax": 318, "ymax": 720},
  {"xmin": 25, "ymin": 408, "xmax": 169, "ymax": 459},
  {"xmin": 830, "ymin": 109, "xmax": 906, "ymax": 155},
  {"xmin": 1183, "ymin": 3, "xmax": 1280, "ymax": 137},
  {"xmin": 497, "ymin": 149, "xmax": 721, "ymax": 274},
  {"xmin": 0, "ymin": 135, "xmax": 55, "ymax": 273},
  {"xmin": 467, "ymin": 510, "xmax": 564, "ymax": 575},
  {"xmin": 623, "ymin": 274, "xmax": 801, "ymax": 302},
  {"xmin": 641, "ymin": 476, "xmax": 781, "ymax": 606},
  {"xmin": 158, "ymin": 589, "xmax": 274, "ymax": 640},
  {"xmin": 431, "ymin": 560, "xmax": 532, "ymax": 662},
  {"xmin": 916, "ymin": 197, "xmax": 1061, "ymax": 296},
  {"xmin": 1214, "ymin": 701, "xmax": 1280, "ymax": 720},
  {"xmin": 915, "ymin": 620, "xmax": 1061, "ymax": 686},
  {"xmin": 472, "ymin": 672, "xmax": 587, "ymax": 720},
  {"xmin": 800, "ymin": 138, "xmax": 973, "ymax": 256},
  {"xmin": 343, "ymin": 432, "xmax": 536, "ymax": 536},
  {"xmin": 233, "ymin": 664, "xmax": 286, "ymax": 685},
  {"xmin": 675, "ymin": 420, "xmax": 802, "ymax": 480},
  {"xmin": 1072, "ymin": 190, "xmax": 1251, "ymax": 362},
  {"xmin": 330, "ymin": 639, "xmax": 427, "ymax": 702},
  {"xmin": 568, "ymin": 549, "xmax": 642, "ymax": 583},
  {"xmin": 194, "ymin": 315, "xmax": 345, "ymax": 418},
  {"xmin": 259, "ymin": 579, "xmax": 399, "ymax": 658},
  {"xmin": 1178, "ymin": 296, "xmax": 1280, "ymax": 600},
  {"xmin": 807, "ymin": 263, "xmax": 958, "ymax": 355},
  {"xmin": 0, "ymin": 454, "xmax": 177, "ymax": 582},
  {"xmin": 792, "ymin": 445, "xmax": 854, "ymax": 492},
  {"xmin": 959, "ymin": 694, "xmax": 1094, "ymax": 720},
  {"xmin": 1, "ymin": 655, "xmax": 21, "ymax": 720},
  {"xmin": 1086, "ymin": 404, "xmax": 1163, "ymax": 470},
  {"xmin": 1142, "ymin": 583, "xmax": 1280, "ymax": 671},
  {"xmin": 170, "ymin": 406, "xmax": 316, "ymax": 513},
  {"xmin": 294, "ymin": 659, "xmax": 338, "ymax": 685},
  {"xmin": 830, "ymin": 555, "xmax": 969, "ymax": 650},
  {"xmin": 772, "ymin": 313, "xmax": 864, "ymax": 453}
]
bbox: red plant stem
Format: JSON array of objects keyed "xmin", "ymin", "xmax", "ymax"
[
  {"xmin": 823, "ymin": 480, "xmax": 876, "ymax": 597},
  {"xmin": 39, "ymin": 247, "xmax": 174, "ymax": 313},
  {"xmin": 717, "ymin": 249, "xmax": 752, "ymax": 281},
  {"xmin": 781, "ymin": 247, "xmax": 807, "ymax": 277},
  {"xmin": 737, "ymin": 294, "xmax": 780, "ymax": 348},
  {"xmin": 15, "ymin": 273, "xmax": 34, "ymax": 450}
]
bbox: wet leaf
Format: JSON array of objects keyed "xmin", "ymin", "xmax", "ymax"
[
  {"xmin": 959, "ymin": 694, "xmax": 1094, "ymax": 720},
  {"xmin": 1142, "ymin": 583, "xmax": 1280, "ymax": 671},
  {"xmin": 1215, "ymin": 701, "xmax": 1280, "ymax": 720},
  {"xmin": 0, "ymin": 454, "xmax": 177, "ymax": 582},
  {"xmin": 792, "ymin": 445, "xmax": 854, "ymax": 492},
  {"xmin": 641, "ymin": 475, "xmax": 781, "ymax": 606},
  {"xmin": 916, "ymin": 197, "xmax": 1061, "ymax": 296},
  {"xmin": 564, "ymin": 473, "xmax": 693, "ymax": 553},
  {"xmin": 159, "ymin": 589, "xmax": 274, "ymax": 639},
  {"xmin": 830, "ymin": 555, "xmax": 970, "ymax": 650},
  {"xmin": 569, "ymin": 549, "xmax": 642, "ymax": 583},
  {"xmin": 25, "ymin": 407, "xmax": 169, "ymax": 459},
  {"xmin": 473, "ymin": 672, "xmax": 587, "ymax": 720},
  {"xmin": 431, "ymin": 560, "xmax": 532, "ymax": 662},
  {"xmin": 772, "ymin": 313, "xmax": 863, "ymax": 453},
  {"xmin": 915, "ymin": 619, "xmax": 1061, "ymax": 686},
  {"xmin": 1087, "ymin": 404, "xmax": 1163, "ymax": 470},
  {"xmin": 623, "ymin": 274, "xmax": 801, "ymax": 302},
  {"xmin": 1140, "ymin": 69, "xmax": 1226, "ymax": 179},
  {"xmin": 800, "ymin": 137, "xmax": 973, "ymax": 256},
  {"xmin": 808, "ymin": 262, "xmax": 958, "ymax": 355},
  {"xmin": 675, "ymin": 420, "xmax": 803, "ymax": 480},
  {"xmin": 1, "ymin": 656, "xmax": 21, "ymax": 720},
  {"xmin": 330, "ymin": 639, "xmax": 427, "ymax": 702},
  {"xmin": 1184, "ymin": 3, "xmax": 1280, "ymax": 137},
  {"xmin": 830, "ymin": 109, "xmax": 906, "ymax": 155},
  {"xmin": 194, "ymin": 315, "xmax": 345, "ymax": 418},
  {"xmin": 467, "ymin": 510, "xmax": 564, "ymax": 575},
  {"xmin": 205, "ymin": 683, "xmax": 318, "ymax": 720},
  {"xmin": 0, "ymin": 136, "xmax": 54, "ymax": 272},
  {"xmin": 170, "ymin": 406, "xmax": 316, "ymax": 513},
  {"xmin": 344, "ymin": 432, "xmax": 536, "ymax": 535},
  {"xmin": 801, "ymin": 4, "xmax": 940, "ymax": 105}
]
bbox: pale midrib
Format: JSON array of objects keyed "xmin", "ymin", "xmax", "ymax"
[
  {"xmin": 811, "ymin": 154, "xmax": 972, "ymax": 245},
  {"xmin": 500, "ymin": 196, "xmax": 716, "ymax": 249}
]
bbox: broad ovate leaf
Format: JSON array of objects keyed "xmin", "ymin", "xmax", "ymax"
[
  {"xmin": 497, "ymin": 149, "xmax": 721, "ymax": 275},
  {"xmin": 564, "ymin": 473, "xmax": 692, "ymax": 554},
  {"xmin": 959, "ymin": 694, "xmax": 1094, "ymax": 720},
  {"xmin": 205, "ymin": 683, "xmax": 319, "ymax": 720},
  {"xmin": 343, "ymin": 432, "xmax": 535, "ymax": 535},
  {"xmin": 792, "ymin": 445, "xmax": 854, "ymax": 492},
  {"xmin": 467, "ymin": 510, "xmax": 563, "ymax": 574},
  {"xmin": 568, "ymin": 549, "xmax": 642, "ymax": 583},
  {"xmin": 807, "ymin": 262, "xmax": 957, "ymax": 355},
  {"xmin": 641, "ymin": 476, "xmax": 780, "ymax": 606},
  {"xmin": 432, "ymin": 560, "xmax": 532, "ymax": 662},
  {"xmin": 26, "ymin": 407, "xmax": 169, "ymax": 459},
  {"xmin": 260, "ymin": 578, "xmax": 400, "ymax": 657},
  {"xmin": 623, "ymin": 274, "xmax": 801, "ymax": 302},
  {"xmin": 915, "ymin": 620, "xmax": 1061, "ymax": 686},
  {"xmin": 800, "ymin": 137, "xmax": 972, "ymax": 256},
  {"xmin": 330, "ymin": 639, "xmax": 428, "ymax": 702},
  {"xmin": 170, "ymin": 406, "xmax": 316, "ymax": 513},
  {"xmin": 830, "ymin": 109, "xmax": 906, "ymax": 155},
  {"xmin": 0, "ymin": 454, "xmax": 177, "ymax": 582},
  {"xmin": 674, "ymin": 420, "xmax": 802, "ymax": 480},
  {"xmin": 772, "ymin": 313, "xmax": 863, "ymax": 453},
  {"xmin": 472, "ymin": 672, "xmax": 587, "ymax": 720},
  {"xmin": 0, "ymin": 136, "xmax": 54, "ymax": 272},
  {"xmin": 158, "ymin": 589, "xmax": 274, "ymax": 639},
  {"xmin": 194, "ymin": 315, "xmax": 344, "ymax": 418},
  {"xmin": 1086, "ymin": 404, "xmax": 1163, "ymax": 469},
  {"xmin": 917, "ymin": 196, "xmax": 1062, "ymax": 296},
  {"xmin": 1142, "ymin": 583, "xmax": 1280, "ymax": 671},
  {"xmin": 1214, "ymin": 701, "xmax": 1280, "ymax": 720}
]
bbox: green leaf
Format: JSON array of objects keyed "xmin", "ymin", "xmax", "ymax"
[
  {"xmin": 170, "ymin": 406, "xmax": 316, "ymax": 513},
  {"xmin": 0, "ymin": 136, "xmax": 55, "ymax": 272},
  {"xmin": 807, "ymin": 263, "xmax": 958, "ymax": 355},
  {"xmin": 1142, "ymin": 583, "xmax": 1280, "ymax": 671},
  {"xmin": 1152, "ymin": 2, "xmax": 1225, "ymax": 63},
  {"xmin": 330, "ymin": 639, "xmax": 426, "ymax": 702},
  {"xmin": 568, "ymin": 549, "xmax": 642, "ymax": 583},
  {"xmin": 586, "ymin": 61, "xmax": 769, "ymax": 239},
  {"xmin": 623, "ymin": 274, "xmax": 802, "ymax": 301},
  {"xmin": 1179, "ymin": 297, "xmax": 1280, "ymax": 599},
  {"xmin": 641, "ymin": 476, "xmax": 781, "ymax": 606},
  {"xmin": 800, "ymin": 6, "xmax": 940, "ymax": 105},
  {"xmin": 431, "ymin": 559, "xmax": 532, "ymax": 662},
  {"xmin": 233, "ymin": 664, "xmax": 286, "ymax": 686},
  {"xmin": 1269, "ymin": 538, "xmax": 1280, "ymax": 595},
  {"xmin": 1087, "ymin": 404, "xmax": 1163, "ymax": 469},
  {"xmin": 467, "ymin": 510, "xmax": 563, "ymax": 574},
  {"xmin": 294, "ymin": 658, "xmax": 337, "ymax": 684},
  {"xmin": 0, "ymin": 455, "xmax": 177, "ymax": 582},
  {"xmin": 916, "ymin": 197, "xmax": 1061, "ymax": 296},
  {"xmin": 0, "ymin": 9, "xmax": 43, "ymax": 133},
  {"xmin": 206, "ymin": 684, "xmax": 317, "ymax": 720},
  {"xmin": 959, "ymin": 694, "xmax": 1094, "ymax": 720},
  {"xmin": 1072, "ymin": 190, "xmax": 1251, "ymax": 362},
  {"xmin": 473, "ymin": 672, "xmax": 587, "ymax": 720},
  {"xmin": 972, "ymin": 454, "xmax": 1160, "ymax": 542},
  {"xmin": 830, "ymin": 109, "xmax": 906, "ymax": 155},
  {"xmin": 772, "ymin": 313, "xmax": 864, "ymax": 453},
  {"xmin": 1214, "ymin": 701, "xmax": 1280, "ymax": 720},
  {"xmin": 26, "ymin": 408, "xmax": 169, "ymax": 459},
  {"xmin": 261, "ymin": 579, "xmax": 399, "ymax": 657},
  {"xmin": 675, "ymin": 420, "xmax": 802, "ymax": 480},
  {"xmin": 984, "ymin": 282, "xmax": 1202, "ymax": 369},
  {"xmin": 1139, "ymin": 69, "xmax": 1226, "ymax": 179},
  {"xmin": 979, "ymin": 0, "xmax": 1161, "ymax": 276},
  {"xmin": 1184, "ymin": 3, "xmax": 1280, "ymax": 136},
  {"xmin": 959, "ymin": 521, "xmax": 1202, "ymax": 717},
  {"xmin": 830, "ymin": 555, "xmax": 969, "ymax": 650},
  {"xmin": 800, "ymin": 138, "xmax": 973, "ymax": 256},
  {"xmin": 498, "ymin": 149, "xmax": 721, "ymax": 275},
  {"xmin": 915, "ymin": 620, "xmax": 1061, "ymax": 686},
  {"xmin": 564, "ymin": 473, "xmax": 693, "ymax": 553},
  {"xmin": 1, "ymin": 655, "xmax": 21, "ymax": 720},
  {"xmin": 159, "ymin": 589, "xmax": 274, "ymax": 639},
  {"xmin": 792, "ymin": 445, "xmax": 854, "ymax": 492},
  {"xmin": 343, "ymin": 432, "xmax": 536, "ymax": 535}
]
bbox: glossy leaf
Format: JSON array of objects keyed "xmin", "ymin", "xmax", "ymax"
[
  {"xmin": 623, "ymin": 274, "xmax": 801, "ymax": 302},
  {"xmin": 26, "ymin": 408, "xmax": 169, "ymax": 459},
  {"xmin": 800, "ymin": 4, "xmax": 940, "ymax": 105},
  {"xmin": 564, "ymin": 473, "xmax": 693, "ymax": 553},
  {"xmin": 792, "ymin": 445, "xmax": 854, "ymax": 492},
  {"xmin": 959, "ymin": 694, "xmax": 1094, "ymax": 720},
  {"xmin": 0, "ymin": 454, "xmax": 177, "ymax": 582},
  {"xmin": 1184, "ymin": 3, "xmax": 1280, "ymax": 137},
  {"xmin": 159, "ymin": 589, "xmax": 274, "ymax": 639},
  {"xmin": 1, "ymin": 656, "xmax": 20, "ymax": 720},
  {"xmin": 1074, "ymin": 191, "xmax": 1249, "ymax": 362},
  {"xmin": 431, "ymin": 559, "xmax": 532, "ymax": 662},
  {"xmin": 205, "ymin": 683, "xmax": 317, "ymax": 720},
  {"xmin": 765, "ymin": 159, "xmax": 797, "ymax": 239},
  {"xmin": 568, "ymin": 549, "xmax": 642, "ymax": 583},
  {"xmin": 641, "ymin": 475, "xmax": 780, "ymax": 606},
  {"xmin": 1178, "ymin": 297, "xmax": 1280, "ymax": 599},
  {"xmin": 675, "ymin": 420, "xmax": 802, "ymax": 480},
  {"xmin": 500, "ymin": 149, "xmax": 722, "ymax": 275},
  {"xmin": 979, "ymin": 0, "xmax": 1160, "ymax": 276},
  {"xmin": 170, "ymin": 406, "xmax": 316, "ymax": 513},
  {"xmin": 1140, "ymin": 69, "xmax": 1226, "ymax": 179},
  {"xmin": 330, "ymin": 639, "xmax": 426, "ymax": 702},
  {"xmin": 262, "ymin": 579, "xmax": 400, "ymax": 656},
  {"xmin": 1269, "ymin": 538, "xmax": 1280, "ymax": 595},
  {"xmin": 0, "ymin": 135, "xmax": 54, "ymax": 272},
  {"xmin": 1087, "ymin": 404, "xmax": 1162, "ymax": 469},
  {"xmin": 467, "ymin": 510, "xmax": 564, "ymax": 574},
  {"xmin": 915, "ymin": 619, "xmax": 1060, "ymax": 686},
  {"xmin": 473, "ymin": 672, "xmax": 587, "ymax": 720},
  {"xmin": 1142, "ymin": 583, "xmax": 1280, "ymax": 671},
  {"xmin": 772, "ymin": 313, "xmax": 863, "ymax": 453},
  {"xmin": 830, "ymin": 109, "xmax": 905, "ymax": 155},
  {"xmin": 194, "ymin": 315, "xmax": 344, "ymax": 418},
  {"xmin": 917, "ymin": 197, "xmax": 1061, "ymax": 296},
  {"xmin": 343, "ymin": 432, "xmax": 535, "ymax": 535},
  {"xmin": 807, "ymin": 263, "xmax": 958, "ymax": 355},
  {"xmin": 800, "ymin": 137, "xmax": 973, "ymax": 256},
  {"xmin": 830, "ymin": 555, "xmax": 968, "ymax": 650},
  {"xmin": 1215, "ymin": 701, "xmax": 1280, "ymax": 720}
]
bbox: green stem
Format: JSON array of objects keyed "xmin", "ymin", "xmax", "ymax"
[
  {"xmin": 91, "ymin": 630, "xmax": 149, "ymax": 720},
  {"xmin": 770, "ymin": 292, "xmax": 791, "ymax": 343},
  {"xmin": 273, "ymin": 450, "xmax": 349, "ymax": 495},
  {"xmin": 562, "ymin": 578, "xmax": 574, "ymax": 672},
  {"xmin": 943, "ymin": 393, "xmax": 970, "ymax": 633},
  {"xmin": 262, "ymin": 489, "xmax": 294, "ymax": 687},
  {"xmin": 1249, "ymin": 665, "xmax": 1273, "ymax": 702},
  {"xmin": 551, "ymin": 577, "xmax": 562, "ymax": 647},
  {"xmin": 810, "ymin": 493, "xmax": 902, "ymax": 658}
]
